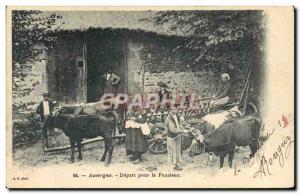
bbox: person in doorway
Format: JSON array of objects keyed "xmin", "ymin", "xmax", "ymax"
[
  {"xmin": 102, "ymin": 68, "xmax": 123, "ymax": 143},
  {"xmin": 103, "ymin": 68, "xmax": 121, "ymax": 96},
  {"xmin": 165, "ymin": 106, "xmax": 185, "ymax": 171},
  {"xmin": 210, "ymin": 73, "xmax": 232, "ymax": 107},
  {"xmin": 36, "ymin": 92, "xmax": 55, "ymax": 148}
]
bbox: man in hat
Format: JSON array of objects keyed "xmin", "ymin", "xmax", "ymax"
[
  {"xmin": 103, "ymin": 68, "xmax": 121, "ymax": 96},
  {"xmin": 156, "ymin": 82, "xmax": 170, "ymax": 120},
  {"xmin": 165, "ymin": 106, "xmax": 186, "ymax": 171},
  {"xmin": 210, "ymin": 73, "xmax": 232, "ymax": 107},
  {"xmin": 157, "ymin": 82, "xmax": 170, "ymax": 102},
  {"xmin": 36, "ymin": 92, "xmax": 56, "ymax": 148}
]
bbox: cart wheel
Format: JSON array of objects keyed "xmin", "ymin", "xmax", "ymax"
[{"xmin": 148, "ymin": 125, "xmax": 167, "ymax": 154}]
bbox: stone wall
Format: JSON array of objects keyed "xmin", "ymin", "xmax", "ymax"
[
  {"xmin": 143, "ymin": 70, "xmax": 218, "ymax": 96},
  {"xmin": 126, "ymin": 40, "xmax": 144, "ymax": 95},
  {"xmin": 13, "ymin": 44, "xmax": 48, "ymax": 116},
  {"xmin": 126, "ymin": 38, "xmax": 220, "ymax": 98}
]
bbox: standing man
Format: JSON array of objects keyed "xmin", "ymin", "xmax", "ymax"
[
  {"xmin": 156, "ymin": 82, "xmax": 170, "ymax": 120},
  {"xmin": 36, "ymin": 92, "xmax": 55, "ymax": 148},
  {"xmin": 103, "ymin": 68, "xmax": 121, "ymax": 96},
  {"xmin": 102, "ymin": 68, "xmax": 123, "ymax": 143},
  {"xmin": 165, "ymin": 106, "xmax": 185, "ymax": 171},
  {"xmin": 157, "ymin": 82, "xmax": 170, "ymax": 103}
]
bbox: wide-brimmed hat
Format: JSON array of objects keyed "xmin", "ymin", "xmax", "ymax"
[
  {"xmin": 43, "ymin": 92, "xmax": 50, "ymax": 97},
  {"xmin": 157, "ymin": 81, "xmax": 168, "ymax": 88}
]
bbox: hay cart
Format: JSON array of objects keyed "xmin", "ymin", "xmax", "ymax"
[{"xmin": 142, "ymin": 66, "xmax": 257, "ymax": 154}]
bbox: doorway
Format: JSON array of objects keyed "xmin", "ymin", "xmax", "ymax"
[{"xmin": 86, "ymin": 30, "xmax": 126, "ymax": 102}]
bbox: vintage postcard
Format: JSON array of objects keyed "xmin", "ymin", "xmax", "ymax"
[{"xmin": 6, "ymin": 6, "xmax": 295, "ymax": 189}]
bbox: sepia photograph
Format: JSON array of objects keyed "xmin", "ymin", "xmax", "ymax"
[{"xmin": 6, "ymin": 6, "xmax": 295, "ymax": 189}]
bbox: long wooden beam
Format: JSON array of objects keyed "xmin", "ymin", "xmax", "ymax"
[{"xmin": 43, "ymin": 134, "xmax": 126, "ymax": 153}]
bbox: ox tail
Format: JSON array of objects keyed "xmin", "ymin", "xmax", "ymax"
[{"xmin": 249, "ymin": 117, "xmax": 262, "ymax": 158}]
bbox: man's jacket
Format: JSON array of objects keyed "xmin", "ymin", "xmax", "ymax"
[
  {"xmin": 36, "ymin": 100, "xmax": 55, "ymax": 122},
  {"xmin": 164, "ymin": 114, "xmax": 182, "ymax": 138}
]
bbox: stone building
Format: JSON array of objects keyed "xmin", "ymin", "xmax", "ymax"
[{"xmin": 20, "ymin": 11, "xmax": 246, "ymax": 107}]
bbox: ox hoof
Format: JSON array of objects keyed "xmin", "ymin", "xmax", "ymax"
[
  {"xmin": 78, "ymin": 156, "xmax": 83, "ymax": 161},
  {"xmin": 218, "ymin": 168, "xmax": 225, "ymax": 174},
  {"xmin": 100, "ymin": 158, "xmax": 106, "ymax": 162},
  {"xmin": 104, "ymin": 163, "xmax": 111, "ymax": 167},
  {"xmin": 69, "ymin": 158, "xmax": 75, "ymax": 163}
]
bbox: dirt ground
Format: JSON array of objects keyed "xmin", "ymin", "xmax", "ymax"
[{"xmin": 13, "ymin": 130, "xmax": 257, "ymax": 176}]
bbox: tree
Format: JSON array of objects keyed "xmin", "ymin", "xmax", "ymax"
[
  {"xmin": 143, "ymin": 10, "xmax": 264, "ymax": 69},
  {"xmin": 142, "ymin": 10, "xmax": 265, "ymax": 111}
]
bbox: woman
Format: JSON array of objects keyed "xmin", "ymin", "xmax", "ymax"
[{"xmin": 124, "ymin": 112, "xmax": 150, "ymax": 164}]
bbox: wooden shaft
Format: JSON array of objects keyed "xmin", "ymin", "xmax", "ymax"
[{"xmin": 44, "ymin": 134, "xmax": 126, "ymax": 153}]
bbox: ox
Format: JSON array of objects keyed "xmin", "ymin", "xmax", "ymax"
[
  {"xmin": 189, "ymin": 114, "xmax": 262, "ymax": 168},
  {"xmin": 45, "ymin": 107, "xmax": 120, "ymax": 166}
]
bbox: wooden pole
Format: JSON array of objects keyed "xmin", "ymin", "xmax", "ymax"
[
  {"xmin": 142, "ymin": 62, "xmax": 145, "ymax": 95},
  {"xmin": 83, "ymin": 32, "xmax": 87, "ymax": 103},
  {"xmin": 44, "ymin": 134, "xmax": 126, "ymax": 153},
  {"xmin": 242, "ymin": 79, "xmax": 250, "ymax": 115},
  {"xmin": 238, "ymin": 64, "xmax": 252, "ymax": 105}
]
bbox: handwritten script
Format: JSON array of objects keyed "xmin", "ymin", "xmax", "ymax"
[{"xmin": 253, "ymin": 135, "xmax": 294, "ymax": 178}]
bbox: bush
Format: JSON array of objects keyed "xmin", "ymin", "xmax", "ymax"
[{"xmin": 13, "ymin": 112, "xmax": 41, "ymax": 148}]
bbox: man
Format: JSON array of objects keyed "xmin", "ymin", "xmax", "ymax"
[
  {"xmin": 210, "ymin": 73, "xmax": 231, "ymax": 107},
  {"xmin": 102, "ymin": 68, "xmax": 123, "ymax": 144},
  {"xmin": 103, "ymin": 68, "xmax": 121, "ymax": 96},
  {"xmin": 165, "ymin": 106, "xmax": 185, "ymax": 171},
  {"xmin": 36, "ymin": 92, "xmax": 55, "ymax": 148},
  {"xmin": 157, "ymin": 82, "xmax": 170, "ymax": 102},
  {"xmin": 156, "ymin": 82, "xmax": 170, "ymax": 120}
]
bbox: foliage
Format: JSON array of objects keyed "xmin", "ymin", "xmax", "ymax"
[
  {"xmin": 12, "ymin": 10, "xmax": 61, "ymax": 65},
  {"xmin": 13, "ymin": 112, "xmax": 41, "ymax": 148},
  {"xmin": 141, "ymin": 10, "xmax": 265, "ymax": 111},
  {"xmin": 142, "ymin": 10, "xmax": 265, "ymax": 70},
  {"xmin": 12, "ymin": 11, "xmax": 61, "ymax": 114}
]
